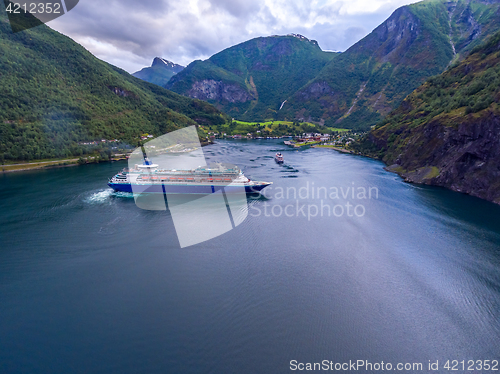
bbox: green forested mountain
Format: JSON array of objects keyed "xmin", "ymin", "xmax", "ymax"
[
  {"xmin": 133, "ymin": 58, "xmax": 184, "ymax": 87},
  {"xmin": 0, "ymin": 6, "xmax": 227, "ymax": 161},
  {"xmin": 281, "ymin": 0, "xmax": 500, "ymax": 129},
  {"xmin": 356, "ymin": 31, "xmax": 500, "ymax": 203},
  {"xmin": 166, "ymin": 0, "xmax": 500, "ymax": 129},
  {"xmin": 166, "ymin": 34, "xmax": 336, "ymax": 121}
]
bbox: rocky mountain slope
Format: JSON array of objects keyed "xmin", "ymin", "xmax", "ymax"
[
  {"xmin": 357, "ymin": 31, "xmax": 500, "ymax": 204},
  {"xmin": 133, "ymin": 58, "xmax": 184, "ymax": 87},
  {"xmin": 0, "ymin": 6, "xmax": 227, "ymax": 161},
  {"xmin": 165, "ymin": 34, "xmax": 336, "ymax": 121},
  {"xmin": 282, "ymin": 0, "xmax": 500, "ymax": 129}
]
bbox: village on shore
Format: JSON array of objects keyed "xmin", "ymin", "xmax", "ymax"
[{"xmin": 207, "ymin": 131, "xmax": 366, "ymax": 151}]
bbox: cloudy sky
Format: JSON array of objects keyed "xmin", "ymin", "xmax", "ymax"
[{"xmin": 48, "ymin": 0, "xmax": 418, "ymax": 73}]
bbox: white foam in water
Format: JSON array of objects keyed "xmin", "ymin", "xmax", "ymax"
[
  {"xmin": 85, "ymin": 189, "xmax": 114, "ymax": 204},
  {"xmin": 85, "ymin": 189, "xmax": 135, "ymax": 204}
]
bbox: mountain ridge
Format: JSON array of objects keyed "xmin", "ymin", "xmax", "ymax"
[
  {"xmin": 133, "ymin": 58, "xmax": 184, "ymax": 87},
  {"xmin": 165, "ymin": 34, "xmax": 336, "ymax": 121}
]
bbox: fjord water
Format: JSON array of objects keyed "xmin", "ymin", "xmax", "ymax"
[{"xmin": 1, "ymin": 139, "xmax": 499, "ymax": 374}]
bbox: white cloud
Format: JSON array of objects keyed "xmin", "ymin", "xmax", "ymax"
[{"xmin": 47, "ymin": 0, "xmax": 418, "ymax": 74}]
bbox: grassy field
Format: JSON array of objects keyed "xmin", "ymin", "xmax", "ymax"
[
  {"xmin": 211, "ymin": 120, "xmax": 349, "ymax": 136},
  {"xmin": 295, "ymin": 141, "xmax": 321, "ymax": 147},
  {"xmin": 233, "ymin": 120, "xmax": 349, "ymax": 132}
]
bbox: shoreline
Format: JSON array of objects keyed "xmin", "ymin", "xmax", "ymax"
[
  {"xmin": 1, "ymin": 142, "xmax": 362, "ymax": 174},
  {"xmin": 316, "ymin": 144, "xmax": 500, "ymax": 205},
  {"xmin": 1, "ymin": 156, "xmax": 128, "ymax": 174},
  {"xmin": 1, "ymin": 159, "xmax": 80, "ymax": 174},
  {"xmin": 311, "ymin": 145, "xmax": 354, "ymax": 153},
  {"xmin": 1, "ymin": 163, "xmax": 80, "ymax": 174},
  {"xmin": 1, "ymin": 138, "xmax": 214, "ymax": 175},
  {"xmin": 312, "ymin": 144, "xmax": 383, "ymax": 161}
]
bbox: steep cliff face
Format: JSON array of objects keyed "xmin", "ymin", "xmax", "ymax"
[
  {"xmin": 352, "ymin": 6, "xmax": 422, "ymax": 65},
  {"xmin": 363, "ymin": 31, "xmax": 500, "ymax": 203},
  {"xmin": 187, "ymin": 80, "xmax": 255, "ymax": 103},
  {"xmin": 282, "ymin": 0, "xmax": 500, "ymax": 129},
  {"xmin": 379, "ymin": 111, "xmax": 500, "ymax": 203}
]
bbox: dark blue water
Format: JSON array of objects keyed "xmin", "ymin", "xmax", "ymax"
[{"xmin": 1, "ymin": 139, "xmax": 499, "ymax": 373}]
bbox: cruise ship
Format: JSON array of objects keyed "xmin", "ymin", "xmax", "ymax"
[{"xmin": 108, "ymin": 159, "xmax": 272, "ymax": 194}]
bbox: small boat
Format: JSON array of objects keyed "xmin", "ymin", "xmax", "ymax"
[{"xmin": 275, "ymin": 152, "xmax": 284, "ymax": 164}]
